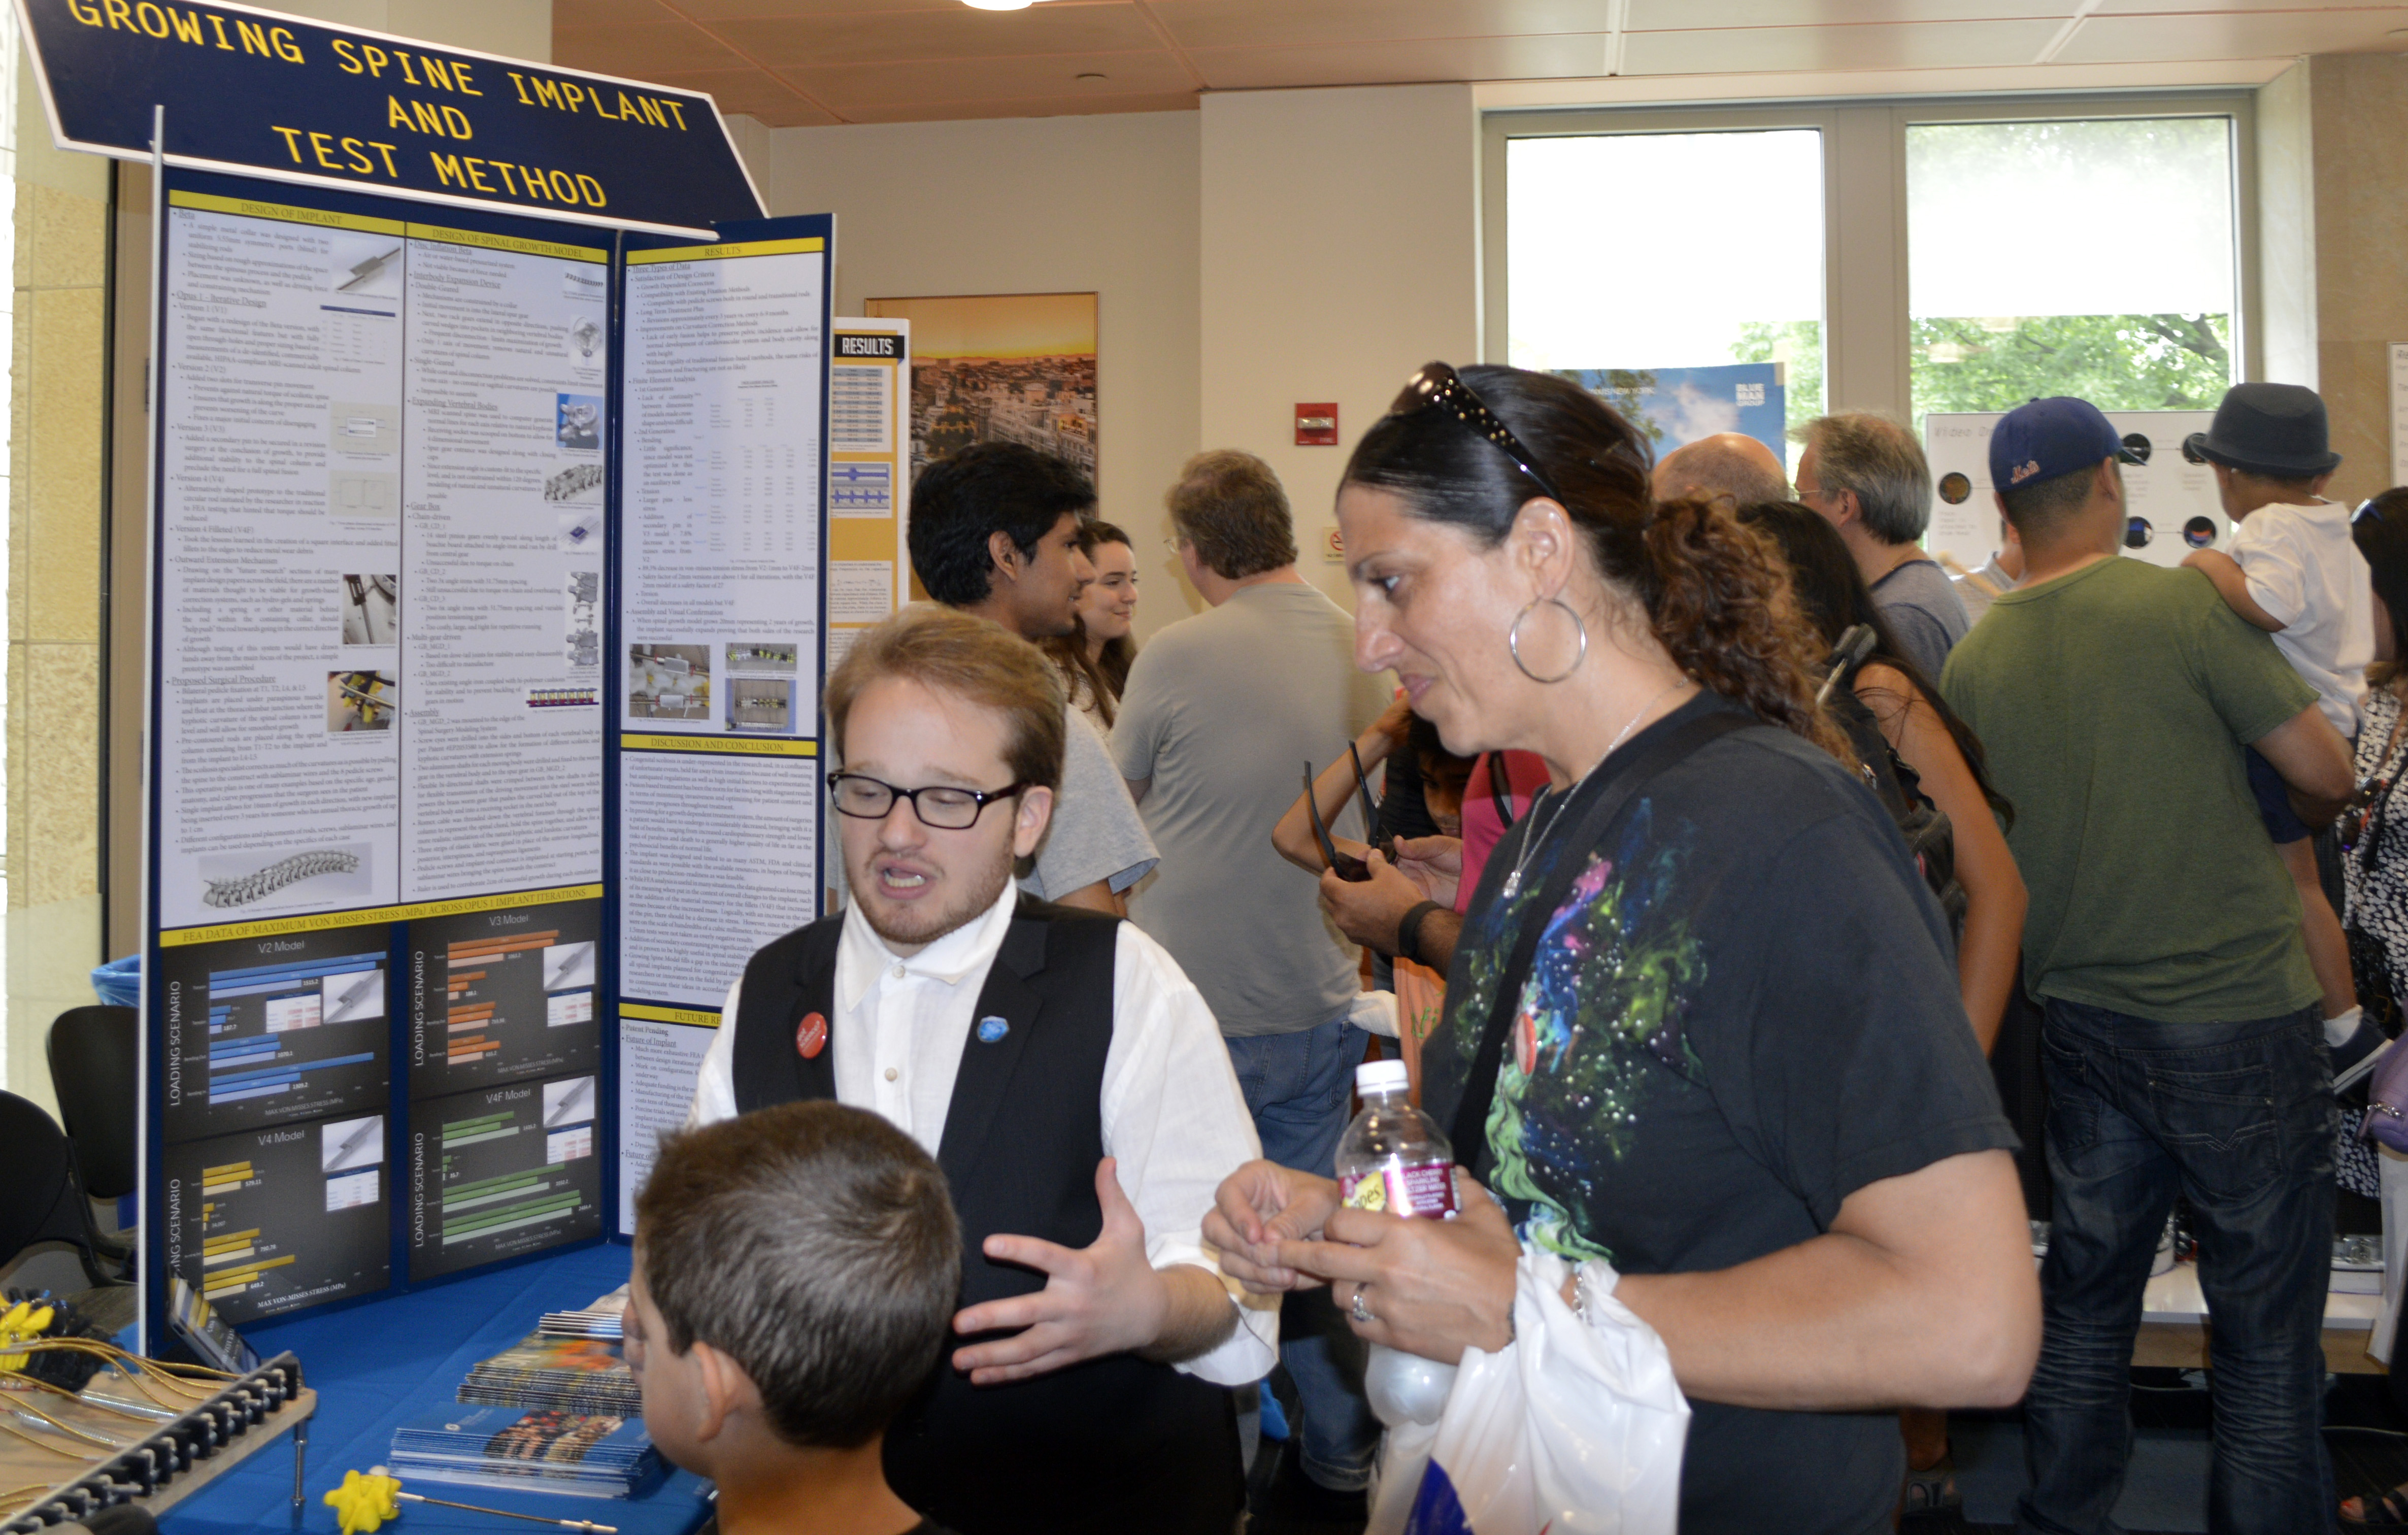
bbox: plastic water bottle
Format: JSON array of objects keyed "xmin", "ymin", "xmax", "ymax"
[{"xmin": 1334, "ymin": 1058, "xmax": 1459, "ymax": 1427}]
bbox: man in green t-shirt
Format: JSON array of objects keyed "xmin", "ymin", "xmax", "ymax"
[{"xmin": 1942, "ymin": 397, "xmax": 2353, "ymax": 1535}]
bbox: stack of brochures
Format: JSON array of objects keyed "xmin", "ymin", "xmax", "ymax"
[
  {"xmin": 456, "ymin": 1331, "xmax": 641, "ymax": 1419},
  {"xmin": 390, "ymin": 1405, "xmax": 657, "ymax": 1498}
]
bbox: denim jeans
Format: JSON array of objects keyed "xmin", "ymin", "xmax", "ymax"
[
  {"xmin": 1224, "ymin": 1012, "xmax": 1378, "ymax": 1492},
  {"xmin": 2015, "ymin": 999, "xmax": 2336, "ymax": 1535}
]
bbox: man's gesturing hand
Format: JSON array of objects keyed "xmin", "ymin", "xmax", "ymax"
[{"xmin": 950, "ymin": 1158, "xmax": 1169, "ymax": 1386}]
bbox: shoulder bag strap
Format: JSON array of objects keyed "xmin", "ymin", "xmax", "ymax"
[{"xmin": 1450, "ymin": 709, "xmax": 1755, "ymax": 1181}]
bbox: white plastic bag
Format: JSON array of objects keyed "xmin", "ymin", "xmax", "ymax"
[{"xmin": 1366, "ymin": 1249, "xmax": 1689, "ymax": 1535}]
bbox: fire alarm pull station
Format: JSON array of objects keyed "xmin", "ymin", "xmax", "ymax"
[{"xmin": 1296, "ymin": 404, "xmax": 1339, "ymax": 446}]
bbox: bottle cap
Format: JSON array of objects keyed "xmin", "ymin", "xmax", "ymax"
[{"xmin": 1355, "ymin": 1059, "xmax": 1410, "ymax": 1094}]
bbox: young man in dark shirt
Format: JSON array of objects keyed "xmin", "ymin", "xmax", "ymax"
[{"xmin": 628, "ymin": 1100, "xmax": 963, "ymax": 1535}]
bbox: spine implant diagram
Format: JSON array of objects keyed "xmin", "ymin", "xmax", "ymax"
[{"xmin": 202, "ymin": 850, "xmax": 362, "ymax": 909}]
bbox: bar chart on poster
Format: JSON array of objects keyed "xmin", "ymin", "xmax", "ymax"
[
  {"xmin": 162, "ymin": 1112, "xmax": 392, "ymax": 1323},
  {"xmin": 410, "ymin": 1075, "xmax": 602, "ymax": 1280},
  {"xmin": 408, "ymin": 902, "xmax": 601, "ymax": 1100}
]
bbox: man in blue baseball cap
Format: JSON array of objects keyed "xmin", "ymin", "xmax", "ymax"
[{"xmin": 1941, "ymin": 395, "xmax": 2354, "ymax": 1535}]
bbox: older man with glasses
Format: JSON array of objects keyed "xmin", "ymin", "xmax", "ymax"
[{"xmin": 1795, "ymin": 411, "xmax": 1969, "ymax": 681}]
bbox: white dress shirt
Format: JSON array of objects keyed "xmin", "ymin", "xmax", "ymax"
[{"xmin": 689, "ymin": 880, "xmax": 1277, "ymax": 1386}]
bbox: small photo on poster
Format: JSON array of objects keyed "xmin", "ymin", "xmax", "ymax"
[
  {"xmin": 568, "ymin": 314, "xmax": 603, "ymax": 363},
  {"xmin": 556, "ymin": 394, "xmax": 603, "ymax": 452},
  {"xmin": 329, "ymin": 233, "xmax": 403, "ymax": 300},
  {"xmin": 196, "ymin": 844, "xmax": 374, "ymax": 915},
  {"xmin": 543, "ymin": 1076, "xmax": 596, "ymax": 1129},
  {"xmin": 629, "ymin": 644, "xmax": 710, "ymax": 722},
  {"xmin": 547, "ymin": 463, "xmax": 604, "ymax": 506},
  {"xmin": 727, "ymin": 678, "xmax": 793, "ymax": 734},
  {"xmin": 340, "ymin": 575, "xmax": 398, "ymax": 647},
  {"xmin": 328, "ymin": 671, "xmax": 397, "ymax": 732},
  {"xmin": 725, "ymin": 642, "xmax": 797, "ymax": 674},
  {"xmin": 321, "ymin": 1114, "xmax": 384, "ymax": 1173}
]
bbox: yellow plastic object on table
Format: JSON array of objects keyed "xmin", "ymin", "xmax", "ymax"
[
  {"xmin": 324, "ymin": 1468, "xmax": 404, "ymax": 1534},
  {"xmin": 0, "ymin": 1300, "xmax": 54, "ymax": 1370}
]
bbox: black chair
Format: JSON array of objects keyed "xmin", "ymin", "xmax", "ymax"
[
  {"xmin": 0, "ymin": 1091, "xmax": 121, "ymax": 1288},
  {"xmin": 46, "ymin": 1005, "xmax": 138, "ymax": 1273}
]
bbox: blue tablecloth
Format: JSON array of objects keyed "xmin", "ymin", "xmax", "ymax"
[{"xmin": 161, "ymin": 1244, "xmax": 713, "ymax": 1535}]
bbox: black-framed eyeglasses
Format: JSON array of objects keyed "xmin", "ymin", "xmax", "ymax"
[
  {"xmin": 827, "ymin": 772, "xmax": 1027, "ymax": 830},
  {"xmin": 1402, "ymin": 361, "xmax": 1567, "ymax": 505}
]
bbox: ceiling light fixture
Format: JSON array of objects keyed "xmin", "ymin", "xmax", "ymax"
[{"xmin": 961, "ymin": 0, "xmax": 1034, "ymax": 9}]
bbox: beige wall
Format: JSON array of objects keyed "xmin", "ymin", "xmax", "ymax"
[
  {"xmin": 6, "ymin": 52, "xmax": 111, "ymax": 1119},
  {"xmin": 727, "ymin": 108, "xmax": 1205, "ymax": 637},
  {"xmin": 2298, "ymin": 53, "xmax": 2408, "ymax": 503},
  {"xmin": 726, "ymin": 84, "xmax": 1483, "ymax": 632},
  {"xmin": 1198, "ymin": 85, "xmax": 1481, "ymax": 613}
]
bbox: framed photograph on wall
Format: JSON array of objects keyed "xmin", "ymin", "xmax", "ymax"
[{"xmin": 863, "ymin": 292, "xmax": 1097, "ymax": 481}]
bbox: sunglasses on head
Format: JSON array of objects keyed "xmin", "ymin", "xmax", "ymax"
[{"xmin": 1400, "ymin": 361, "xmax": 1567, "ymax": 506}]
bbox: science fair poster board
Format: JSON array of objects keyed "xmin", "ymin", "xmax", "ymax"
[
  {"xmin": 827, "ymin": 319, "xmax": 913, "ymax": 672},
  {"xmin": 610, "ymin": 225, "xmax": 836, "ymax": 1234},
  {"xmin": 1924, "ymin": 409, "xmax": 2222, "ymax": 572},
  {"xmin": 37, "ymin": 0, "xmax": 842, "ymax": 1348}
]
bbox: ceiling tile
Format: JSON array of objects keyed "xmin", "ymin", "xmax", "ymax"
[
  {"xmin": 2055, "ymin": 8, "xmax": 2408, "ymax": 59},
  {"xmin": 781, "ymin": 48, "xmax": 1194, "ymax": 106},
  {"xmin": 715, "ymin": 4, "xmax": 1160, "ymax": 66},
  {"xmin": 1189, "ymin": 32, "xmax": 1609, "ymax": 88},
  {"xmin": 552, "ymin": 0, "xmax": 685, "ymax": 28},
  {"xmin": 1628, "ymin": 0, "xmax": 2074, "ymax": 23},
  {"xmin": 643, "ymin": 68, "xmax": 845, "ymax": 123},
  {"xmin": 554, "ymin": 20, "xmax": 758, "ymax": 73},
  {"xmin": 1623, "ymin": 16, "xmax": 2062, "ymax": 72},
  {"xmin": 1149, "ymin": 0, "xmax": 1611, "ymax": 50},
  {"xmin": 838, "ymin": 88, "xmax": 1200, "ymax": 121}
]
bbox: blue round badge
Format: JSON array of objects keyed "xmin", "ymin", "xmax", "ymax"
[{"xmin": 976, "ymin": 1016, "xmax": 1009, "ymax": 1045}]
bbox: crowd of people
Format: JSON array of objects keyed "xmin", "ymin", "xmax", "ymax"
[{"xmin": 621, "ymin": 362, "xmax": 2408, "ymax": 1535}]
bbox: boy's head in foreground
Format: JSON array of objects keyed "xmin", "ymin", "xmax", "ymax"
[{"xmin": 629, "ymin": 1101, "xmax": 961, "ymax": 1476}]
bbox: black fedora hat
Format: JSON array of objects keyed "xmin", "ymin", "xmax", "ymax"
[{"xmin": 2183, "ymin": 382, "xmax": 2342, "ymax": 479}]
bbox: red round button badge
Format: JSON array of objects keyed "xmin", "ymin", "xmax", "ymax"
[{"xmin": 795, "ymin": 1011, "xmax": 827, "ymax": 1060}]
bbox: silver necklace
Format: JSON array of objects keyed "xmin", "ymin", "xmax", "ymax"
[{"xmin": 1500, "ymin": 679, "xmax": 1691, "ymax": 900}]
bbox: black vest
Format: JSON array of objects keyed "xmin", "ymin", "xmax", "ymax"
[{"xmin": 730, "ymin": 896, "xmax": 1242, "ymax": 1535}]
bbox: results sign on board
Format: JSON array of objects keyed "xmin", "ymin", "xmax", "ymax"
[{"xmin": 16, "ymin": 0, "xmax": 764, "ymax": 237}]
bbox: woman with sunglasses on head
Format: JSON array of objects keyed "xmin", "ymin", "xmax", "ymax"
[{"xmin": 1206, "ymin": 363, "xmax": 2038, "ymax": 1535}]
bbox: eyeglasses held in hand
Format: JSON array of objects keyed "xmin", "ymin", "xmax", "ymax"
[
  {"xmin": 828, "ymin": 771, "xmax": 1026, "ymax": 829},
  {"xmin": 1401, "ymin": 361, "xmax": 1567, "ymax": 506}
]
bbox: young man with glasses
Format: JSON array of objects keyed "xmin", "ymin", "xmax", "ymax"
[{"xmin": 685, "ymin": 605, "xmax": 1271, "ymax": 1535}]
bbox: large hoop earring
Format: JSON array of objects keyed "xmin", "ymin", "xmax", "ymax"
[{"xmin": 1508, "ymin": 597, "xmax": 1587, "ymax": 684}]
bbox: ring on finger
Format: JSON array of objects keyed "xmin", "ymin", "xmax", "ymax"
[{"xmin": 1350, "ymin": 1286, "xmax": 1374, "ymax": 1325}]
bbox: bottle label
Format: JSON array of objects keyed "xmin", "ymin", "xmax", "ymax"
[{"xmin": 1341, "ymin": 1160, "xmax": 1458, "ymax": 1219}]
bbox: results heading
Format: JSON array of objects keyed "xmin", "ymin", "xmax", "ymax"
[{"xmin": 16, "ymin": 0, "xmax": 763, "ymax": 237}]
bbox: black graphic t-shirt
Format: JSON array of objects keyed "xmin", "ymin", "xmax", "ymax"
[{"xmin": 1421, "ymin": 693, "xmax": 2016, "ymax": 1535}]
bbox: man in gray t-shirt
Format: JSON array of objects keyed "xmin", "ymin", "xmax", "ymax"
[
  {"xmin": 1795, "ymin": 411, "xmax": 1970, "ymax": 679},
  {"xmin": 1114, "ymin": 451, "xmax": 1388, "ymax": 1496}
]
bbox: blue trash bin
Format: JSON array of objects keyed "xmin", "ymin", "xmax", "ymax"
[{"xmin": 91, "ymin": 954, "xmax": 140, "ymax": 1008}]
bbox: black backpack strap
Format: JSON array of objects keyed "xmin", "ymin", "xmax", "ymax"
[{"xmin": 1449, "ymin": 708, "xmax": 1755, "ymax": 1182}]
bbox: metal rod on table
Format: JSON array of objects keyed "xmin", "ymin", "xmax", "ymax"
[
  {"xmin": 393, "ymin": 1489, "xmax": 618, "ymax": 1533},
  {"xmin": 291, "ymin": 1416, "xmax": 308, "ymax": 1517}
]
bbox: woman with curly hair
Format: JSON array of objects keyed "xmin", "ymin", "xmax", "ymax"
[
  {"xmin": 1044, "ymin": 520, "xmax": 1137, "ymax": 738},
  {"xmin": 1208, "ymin": 363, "xmax": 2037, "ymax": 1534}
]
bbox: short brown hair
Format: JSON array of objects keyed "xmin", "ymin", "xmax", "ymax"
[
  {"xmin": 637, "ymin": 1102, "xmax": 960, "ymax": 1449},
  {"xmin": 824, "ymin": 606, "xmax": 1066, "ymax": 791},
  {"xmin": 1166, "ymin": 450, "xmax": 1296, "ymax": 580}
]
